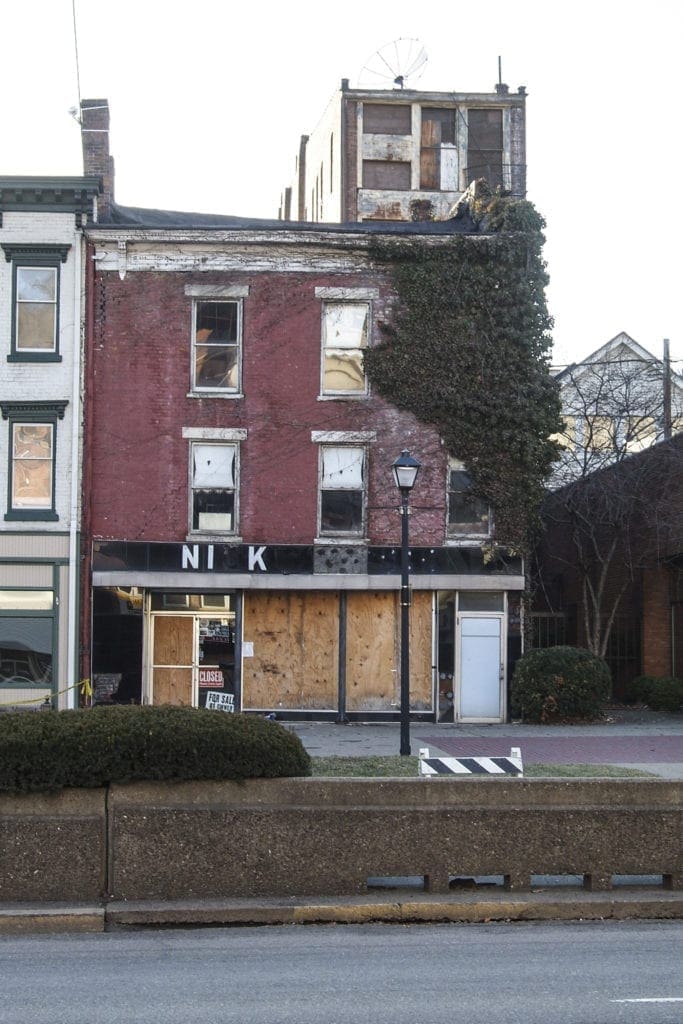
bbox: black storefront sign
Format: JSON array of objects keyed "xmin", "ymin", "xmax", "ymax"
[{"xmin": 92, "ymin": 541, "xmax": 522, "ymax": 577}]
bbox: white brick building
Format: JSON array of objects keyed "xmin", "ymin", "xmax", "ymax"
[{"xmin": 0, "ymin": 177, "xmax": 100, "ymax": 709}]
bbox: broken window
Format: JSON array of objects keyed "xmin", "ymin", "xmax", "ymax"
[
  {"xmin": 321, "ymin": 302, "xmax": 369, "ymax": 395},
  {"xmin": 192, "ymin": 300, "xmax": 241, "ymax": 391},
  {"xmin": 447, "ymin": 459, "xmax": 490, "ymax": 536},
  {"xmin": 466, "ymin": 108, "xmax": 504, "ymax": 188},
  {"xmin": 362, "ymin": 160, "xmax": 411, "ymax": 190},
  {"xmin": 191, "ymin": 443, "xmax": 237, "ymax": 534},
  {"xmin": 420, "ymin": 108, "xmax": 456, "ymax": 190},
  {"xmin": 363, "ymin": 104, "xmax": 411, "ymax": 135},
  {"xmin": 320, "ymin": 446, "xmax": 366, "ymax": 536}
]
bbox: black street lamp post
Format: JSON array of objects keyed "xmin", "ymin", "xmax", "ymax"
[{"xmin": 392, "ymin": 450, "xmax": 421, "ymax": 756}]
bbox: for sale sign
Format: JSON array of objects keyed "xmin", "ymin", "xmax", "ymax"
[{"xmin": 206, "ymin": 691, "xmax": 235, "ymax": 713}]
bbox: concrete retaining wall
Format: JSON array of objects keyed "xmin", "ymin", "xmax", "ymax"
[
  {"xmin": 2, "ymin": 778, "xmax": 681, "ymax": 901},
  {"xmin": 0, "ymin": 788, "xmax": 106, "ymax": 901}
]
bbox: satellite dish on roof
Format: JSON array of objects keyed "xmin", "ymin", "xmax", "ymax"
[{"xmin": 358, "ymin": 38, "xmax": 428, "ymax": 89}]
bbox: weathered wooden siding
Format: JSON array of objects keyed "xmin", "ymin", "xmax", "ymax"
[{"xmin": 242, "ymin": 592, "xmax": 338, "ymax": 710}]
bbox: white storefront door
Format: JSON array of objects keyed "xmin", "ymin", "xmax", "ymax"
[{"xmin": 457, "ymin": 614, "xmax": 505, "ymax": 722}]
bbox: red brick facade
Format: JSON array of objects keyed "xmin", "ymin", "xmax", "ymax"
[{"xmin": 86, "ymin": 266, "xmax": 447, "ymax": 546}]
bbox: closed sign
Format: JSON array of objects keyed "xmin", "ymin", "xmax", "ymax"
[{"xmin": 198, "ymin": 666, "xmax": 224, "ymax": 687}]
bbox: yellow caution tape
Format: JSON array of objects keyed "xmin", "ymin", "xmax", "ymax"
[{"xmin": 0, "ymin": 678, "xmax": 91, "ymax": 708}]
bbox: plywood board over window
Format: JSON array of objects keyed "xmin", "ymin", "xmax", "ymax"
[
  {"xmin": 363, "ymin": 103, "xmax": 411, "ymax": 134},
  {"xmin": 242, "ymin": 592, "xmax": 338, "ymax": 711},
  {"xmin": 345, "ymin": 591, "xmax": 432, "ymax": 712},
  {"xmin": 151, "ymin": 616, "xmax": 194, "ymax": 705},
  {"xmin": 362, "ymin": 160, "xmax": 411, "ymax": 190}
]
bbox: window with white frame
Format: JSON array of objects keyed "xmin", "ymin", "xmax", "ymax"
[
  {"xmin": 192, "ymin": 300, "xmax": 242, "ymax": 392},
  {"xmin": 2, "ymin": 244, "xmax": 70, "ymax": 362},
  {"xmin": 447, "ymin": 458, "xmax": 490, "ymax": 537},
  {"xmin": 2, "ymin": 401, "xmax": 66, "ymax": 521},
  {"xmin": 190, "ymin": 443, "xmax": 237, "ymax": 533},
  {"xmin": 320, "ymin": 296, "xmax": 371, "ymax": 396},
  {"xmin": 319, "ymin": 445, "xmax": 366, "ymax": 536}
]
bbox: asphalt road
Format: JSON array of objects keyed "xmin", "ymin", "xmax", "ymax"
[{"xmin": 1, "ymin": 921, "xmax": 681, "ymax": 1024}]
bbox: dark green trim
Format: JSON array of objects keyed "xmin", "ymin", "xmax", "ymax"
[
  {"xmin": 2, "ymin": 251, "xmax": 66, "ymax": 360},
  {"xmin": 0, "ymin": 576, "xmax": 56, "ymax": 695},
  {"xmin": 7, "ymin": 353, "xmax": 63, "ymax": 364},
  {"xmin": 2, "ymin": 243, "xmax": 71, "ymax": 263},
  {"xmin": 0, "ymin": 541, "xmax": 70, "ymax": 547},
  {"xmin": 0, "ymin": 176, "xmax": 101, "ymax": 223},
  {"xmin": 1, "ymin": 400, "xmax": 68, "ymax": 419},
  {"xmin": 2, "ymin": 408, "xmax": 64, "ymax": 519},
  {"xmin": 4, "ymin": 511, "xmax": 60, "ymax": 522}
]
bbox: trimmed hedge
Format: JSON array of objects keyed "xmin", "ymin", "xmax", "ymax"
[
  {"xmin": 511, "ymin": 646, "xmax": 612, "ymax": 723},
  {"xmin": 0, "ymin": 705, "xmax": 311, "ymax": 793},
  {"xmin": 627, "ymin": 675, "xmax": 683, "ymax": 714}
]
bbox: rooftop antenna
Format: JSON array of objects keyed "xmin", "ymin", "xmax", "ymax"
[{"xmin": 358, "ymin": 39, "xmax": 428, "ymax": 89}]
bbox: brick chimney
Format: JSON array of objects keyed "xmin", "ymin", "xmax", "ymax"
[{"xmin": 80, "ymin": 99, "xmax": 114, "ymax": 221}]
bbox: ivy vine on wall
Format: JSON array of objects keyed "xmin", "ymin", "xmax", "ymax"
[{"xmin": 365, "ymin": 194, "xmax": 562, "ymax": 549}]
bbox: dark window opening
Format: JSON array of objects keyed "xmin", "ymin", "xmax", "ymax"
[
  {"xmin": 466, "ymin": 108, "xmax": 504, "ymax": 188},
  {"xmin": 91, "ymin": 587, "xmax": 143, "ymax": 704}
]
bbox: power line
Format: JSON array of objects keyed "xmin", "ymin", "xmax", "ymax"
[{"xmin": 71, "ymin": 0, "xmax": 82, "ymax": 113}]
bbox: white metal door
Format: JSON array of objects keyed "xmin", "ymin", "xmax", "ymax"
[{"xmin": 457, "ymin": 614, "xmax": 504, "ymax": 721}]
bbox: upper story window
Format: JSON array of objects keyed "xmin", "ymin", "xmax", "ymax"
[
  {"xmin": 183, "ymin": 428, "xmax": 247, "ymax": 537},
  {"xmin": 420, "ymin": 108, "xmax": 456, "ymax": 190},
  {"xmin": 447, "ymin": 458, "xmax": 490, "ymax": 538},
  {"xmin": 186, "ymin": 284, "xmax": 249, "ymax": 395},
  {"xmin": 319, "ymin": 444, "xmax": 366, "ymax": 537},
  {"xmin": 363, "ymin": 103, "xmax": 411, "ymax": 135},
  {"xmin": 466, "ymin": 108, "xmax": 504, "ymax": 189},
  {"xmin": 362, "ymin": 160, "xmax": 411, "ymax": 190},
  {"xmin": 191, "ymin": 443, "xmax": 237, "ymax": 533},
  {"xmin": 2, "ymin": 244, "xmax": 70, "ymax": 362},
  {"xmin": 322, "ymin": 302, "xmax": 368, "ymax": 394},
  {"xmin": 316, "ymin": 287, "xmax": 377, "ymax": 398},
  {"xmin": 1, "ymin": 401, "xmax": 67, "ymax": 522}
]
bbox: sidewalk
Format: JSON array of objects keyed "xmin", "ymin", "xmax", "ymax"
[{"xmin": 287, "ymin": 711, "xmax": 683, "ymax": 780}]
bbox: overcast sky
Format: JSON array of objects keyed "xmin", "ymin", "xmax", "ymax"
[{"xmin": 2, "ymin": 0, "xmax": 681, "ymax": 369}]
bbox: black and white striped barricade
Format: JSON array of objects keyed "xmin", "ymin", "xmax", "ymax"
[{"xmin": 418, "ymin": 747, "xmax": 523, "ymax": 778}]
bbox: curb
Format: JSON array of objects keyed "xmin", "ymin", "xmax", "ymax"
[{"xmin": 2, "ymin": 892, "xmax": 681, "ymax": 934}]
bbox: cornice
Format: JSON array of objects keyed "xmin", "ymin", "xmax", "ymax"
[
  {"xmin": 0, "ymin": 400, "xmax": 68, "ymax": 420},
  {"xmin": 2, "ymin": 242, "xmax": 71, "ymax": 263},
  {"xmin": 0, "ymin": 176, "xmax": 101, "ymax": 223}
]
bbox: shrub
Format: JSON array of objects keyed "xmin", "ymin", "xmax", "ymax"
[
  {"xmin": 628, "ymin": 676, "xmax": 683, "ymax": 714},
  {"xmin": 625, "ymin": 675, "xmax": 654, "ymax": 704},
  {"xmin": 0, "ymin": 705, "xmax": 311, "ymax": 794},
  {"xmin": 511, "ymin": 646, "xmax": 611, "ymax": 723}
]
